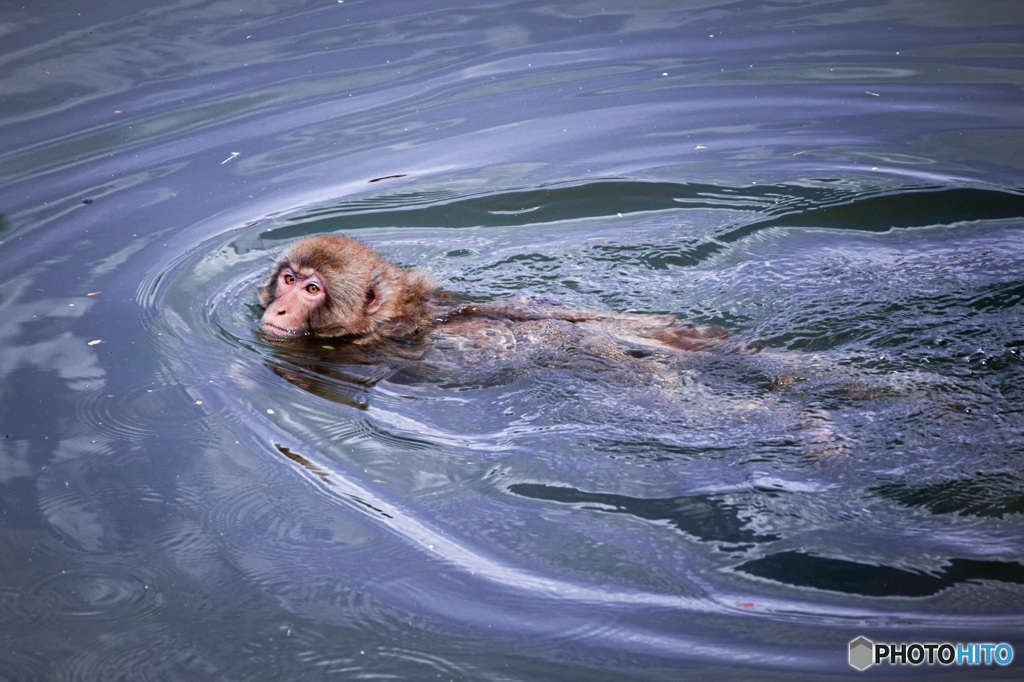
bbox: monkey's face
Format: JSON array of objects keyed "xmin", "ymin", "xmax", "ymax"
[
  {"xmin": 260, "ymin": 266, "xmax": 327, "ymax": 337},
  {"xmin": 256, "ymin": 234, "xmax": 434, "ymax": 343}
]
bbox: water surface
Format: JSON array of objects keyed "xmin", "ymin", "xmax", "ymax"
[{"xmin": 1, "ymin": 0, "xmax": 1024, "ymax": 678}]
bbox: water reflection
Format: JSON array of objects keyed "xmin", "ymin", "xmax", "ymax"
[
  {"xmin": 737, "ymin": 552, "xmax": 1024, "ymax": 598},
  {"xmin": 257, "ymin": 333, "xmax": 411, "ymax": 410},
  {"xmin": 872, "ymin": 476, "xmax": 1024, "ymax": 518},
  {"xmin": 509, "ymin": 483, "xmax": 779, "ymax": 545}
]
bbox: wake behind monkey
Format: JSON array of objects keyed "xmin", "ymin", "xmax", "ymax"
[{"xmin": 257, "ymin": 234, "xmax": 736, "ymax": 356}]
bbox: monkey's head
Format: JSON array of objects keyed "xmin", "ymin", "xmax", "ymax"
[{"xmin": 257, "ymin": 234, "xmax": 436, "ymax": 344}]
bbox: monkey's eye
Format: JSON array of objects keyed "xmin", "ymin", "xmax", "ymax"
[
  {"xmin": 305, "ymin": 283, "xmax": 320, "ymax": 295},
  {"xmin": 282, "ymin": 272, "xmax": 295, "ymax": 285}
]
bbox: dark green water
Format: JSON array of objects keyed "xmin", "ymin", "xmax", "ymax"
[{"xmin": 1, "ymin": 1, "xmax": 1023, "ymax": 679}]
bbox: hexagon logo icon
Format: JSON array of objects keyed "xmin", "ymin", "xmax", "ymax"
[{"xmin": 849, "ymin": 636, "xmax": 874, "ymax": 670}]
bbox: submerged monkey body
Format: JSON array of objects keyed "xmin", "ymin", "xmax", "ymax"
[{"xmin": 258, "ymin": 234, "xmax": 732, "ymax": 354}]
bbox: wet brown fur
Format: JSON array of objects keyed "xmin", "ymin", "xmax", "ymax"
[
  {"xmin": 258, "ymin": 234, "xmax": 436, "ymax": 345},
  {"xmin": 259, "ymin": 234, "xmax": 732, "ymax": 352}
]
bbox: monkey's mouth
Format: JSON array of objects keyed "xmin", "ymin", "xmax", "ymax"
[{"xmin": 260, "ymin": 321, "xmax": 301, "ymax": 337}]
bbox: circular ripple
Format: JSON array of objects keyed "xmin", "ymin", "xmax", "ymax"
[
  {"xmin": 0, "ymin": 648, "xmax": 50, "ymax": 681},
  {"xmin": 74, "ymin": 381, "xmax": 229, "ymax": 442},
  {"xmin": 52, "ymin": 632, "xmax": 204, "ymax": 682},
  {"xmin": 0, "ymin": 583, "xmax": 47, "ymax": 639},
  {"xmin": 12, "ymin": 566, "xmax": 163, "ymax": 662},
  {"xmin": 23, "ymin": 568, "xmax": 158, "ymax": 621}
]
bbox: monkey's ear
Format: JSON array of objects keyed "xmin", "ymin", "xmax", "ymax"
[{"xmin": 365, "ymin": 284, "xmax": 383, "ymax": 315}]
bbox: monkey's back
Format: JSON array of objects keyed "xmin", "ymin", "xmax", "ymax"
[{"xmin": 422, "ymin": 299, "xmax": 738, "ymax": 372}]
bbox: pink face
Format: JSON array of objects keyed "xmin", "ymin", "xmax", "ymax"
[{"xmin": 260, "ymin": 266, "xmax": 326, "ymax": 336}]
